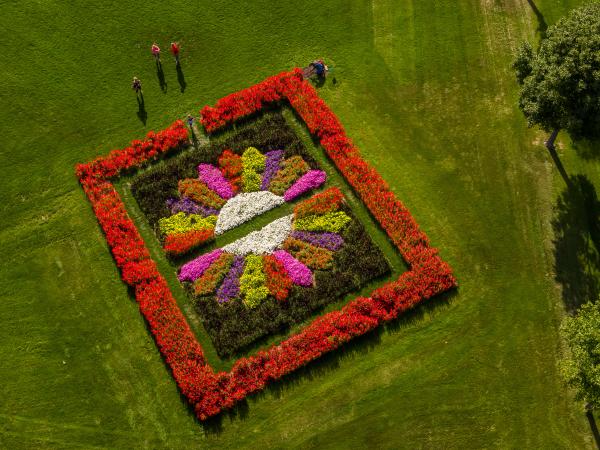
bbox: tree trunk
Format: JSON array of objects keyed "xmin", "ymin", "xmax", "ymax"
[{"xmin": 545, "ymin": 128, "xmax": 560, "ymax": 150}]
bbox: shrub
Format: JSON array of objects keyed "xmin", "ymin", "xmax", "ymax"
[
  {"xmin": 178, "ymin": 179, "xmax": 226, "ymax": 209},
  {"xmin": 158, "ymin": 212, "xmax": 216, "ymax": 237},
  {"xmin": 263, "ymin": 254, "xmax": 292, "ymax": 301},
  {"xmin": 282, "ymin": 237, "xmax": 334, "ymax": 269},
  {"xmin": 294, "ymin": 211, "xmax": 352, "ymax": 233},
  {"xmin": 194, "ymin": 253, "xmax": 235, "ymax": 296},
  {"xmin": 269, "ymin": 156, "xmax": 309, "ymax": 195},
  {"xmin": 239, "ymin": 255, "xmax": 269, "ymax": 308},
  {"xmin": 218, "ymin": 149, "xmax": 243, "ymax": 193},
  {"xmin": 241, "ymin": 147, "xmax": 266, "ymax": 192}
]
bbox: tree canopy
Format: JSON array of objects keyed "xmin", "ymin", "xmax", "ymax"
[
  {"xmin": 561, "ymin": 301, "xmax": 600, "ymax": 409},
  {"xmin": 513, "ymin": 3, "xmax": 600, "ymax": 139}
]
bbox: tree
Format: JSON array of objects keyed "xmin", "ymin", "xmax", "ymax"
[
  {"xmin": 513, "ymin": 3, "xmax": 600, "ymax": 150},
  {"xmin": 561, "ymin": 301, "xmax": 600, "ymax": 409}
]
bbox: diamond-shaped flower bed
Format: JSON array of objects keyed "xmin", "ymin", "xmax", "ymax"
[
  {"xmin": 129, "ymin": 113, "xmax": 390, "ymax": 357},
  {"xmin": 76, "ymin": 69, "xmax": 456, "ymax": 421}
]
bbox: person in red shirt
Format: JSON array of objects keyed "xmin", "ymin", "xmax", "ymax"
[
  {"xmin": 170, "ymin": 42, "xmax": 180, "ymax": 65},
  {"xmin": 151, "ymin": 43, "xmax": 161, "ymax": 63}
]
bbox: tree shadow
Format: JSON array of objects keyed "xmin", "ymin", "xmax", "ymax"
[
  {"xmin": 136, "ymin": 95, "xmax": 147, "ymax": 125},
  {"xmin": 587, "ymin": 411, "xmax": 600, "ymax": 449},
  {"xmin": 176, "ymin": 63, "xmax": 187, "ymax": 93},
  {"xmin": 156, "ymin": 62, "xmax": 167, "ymax": 92},
  {"xmin": 546, "ymin": 144, "xmax": 571, "ymax": 187},
  {"xmin": 552, "ymin": 174, "xmax": 600, "ymax": 313},
  {"xmin": 572, "ymin": 138, "xmax": 600, "ymax": 161},
  {"xmin": 525, "ymin": 0, "xmax": 548, "ymax": 38}
]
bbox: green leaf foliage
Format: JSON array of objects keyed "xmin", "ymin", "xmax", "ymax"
[
  {"xmin": 560, "ymin": 301, "xmax": 600, "ymax": 408},
  {"xmin": 513, "ymin": 3, "xmax": 600, "ymax": 138}
]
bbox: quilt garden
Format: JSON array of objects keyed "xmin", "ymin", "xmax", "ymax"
[{"xmin": 76, "ymin": 68, "xmax": 456, "ymax": 420}]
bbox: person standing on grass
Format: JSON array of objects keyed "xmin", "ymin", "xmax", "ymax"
[
  {"xmin": 186, "ymin": 114, "xmax": 194, "ymax": 129},
  {"xmin": 132, "ymin": 76, "xmax": 142, "ymax": 96},
  {"xmin": 170, "ymin": 42, "xmax": 180, "ymax": 65},
  {"xmin": 151, "ymin": 43, "xmax": 161, "ymax": 63}
]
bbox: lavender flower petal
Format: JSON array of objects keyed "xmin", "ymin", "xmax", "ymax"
[
  {"xmin": 260, "ymin": 150, "xmax": 284, "ymax": 191},
  {"xmin": 217, "ymin": 255, "xmax": 246, "ymax": 303},
  {"xmin": 166, "ymin": 197, "xmax": 219, "ymax": 217},
  {"xmin": 290, "ymin": 231, "xmax": 344, "ymax": 251}
]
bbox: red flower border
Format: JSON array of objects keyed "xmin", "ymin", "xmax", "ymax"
[{"xmin": 76, "ymin": 69, "xmax": 456, "ymax": 421}]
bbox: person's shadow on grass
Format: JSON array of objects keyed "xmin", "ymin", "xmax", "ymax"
[
  {"xmin": 136, "ymin": 94, "xmax": 147, "ymax": 125},
  {"xmin": 157, "ymin": 62, "xmax": 167, "ymax": 92},
  {"xmin": 177, "ymin": 63, "xmax": 187, "ymax": 93},
  {"xmin": 553, "ymin": 174, "xmax": 600, "ymax": 313}
]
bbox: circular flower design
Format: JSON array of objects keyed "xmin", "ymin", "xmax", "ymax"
[
  {"xmin": 178, "ymin": 188, "xmax": 351, "ymax": 308},
  {"xmin": 158, "ymin": 147, "xmax": 327, "ymax": 256}
]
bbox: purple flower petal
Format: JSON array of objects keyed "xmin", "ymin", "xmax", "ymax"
[
  {"xmin": 273, "ymin": 250, "xmax": 313, "ymax": 286},
  {"xmin": 217, "ymin": 255, "xmax": 246, "ymax": 303},
  {"xmin": 290, "ymin": 231, "xmax": 344, "ymax": 251},
  {"xmin": 178, "ymin": 249, "xmax": 223, "ymax": 282},
  {"xmin": 166, "ymin": 197, "xmax": 219, "ymax": 217},
  {"xmin": 261, "ymin": 150, "xmax": 284, "ymax": 191},
  {"xmin": 283, "ymin": 170, "xmax": 326, "ymax": 202},
  {"xmin": 198, "ymin": 163, "xmax": 235, "ymax": 199}
]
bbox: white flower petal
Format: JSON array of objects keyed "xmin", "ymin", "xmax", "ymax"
[
  {"xmin": 222, "ymin": 215, "xmax": 293, "ymax": 255},
  {"xmin": 215, "ymin": 191, "xmax": 285, "ymax": 235}
]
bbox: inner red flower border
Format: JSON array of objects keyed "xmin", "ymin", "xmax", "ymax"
[{"xmin": 76, "ymin": 69, "xmax": 456, "ymax": 421}]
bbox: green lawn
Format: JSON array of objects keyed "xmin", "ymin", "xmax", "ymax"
[{"xmin": 1, "ymin": 0, "xmax": 598, "ymax": 448}]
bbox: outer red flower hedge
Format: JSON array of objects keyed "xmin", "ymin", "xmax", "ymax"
[{"xmin": 77, "ymin": 70, "xmax": 456, "ymax": 422}]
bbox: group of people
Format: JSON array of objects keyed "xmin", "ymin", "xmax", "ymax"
[
  {"xmin": 131, "ymin": 51, "xmax": 328, "ymax": 131},
  {"xmin": 131, "ymin": 42, "xmax": 181, "ymax": 96}
]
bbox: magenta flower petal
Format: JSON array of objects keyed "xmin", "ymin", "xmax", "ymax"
[
  {"xmin": 283, "ymin": 170, "xmax": 326, "ymax": 202},
  {"xmin": 178, "ymin": 249, "xmax": 223, "ymax": 282},
  {"xmin": 273, "ymin": 250, "xmax": 313, "ymax": 286},
  {"xmin": 198, "ymin": 163, "xmax": 235, "ymax": 199}
]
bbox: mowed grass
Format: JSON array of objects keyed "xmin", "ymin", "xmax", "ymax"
[{"xmin": 0, "ymin": 0, "xmax": 597, "ymax": 448}]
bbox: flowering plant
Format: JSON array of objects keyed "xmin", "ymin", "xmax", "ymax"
[
  {"xmin": 198, "ymin": 164, "xmax": 235, "ymax": 199},
  {"xmin": 283, "ymin": 170, "xmax": 326, "ymax": 201},
  {"xmin": 217, "ymin": 256, "xmax": 245, "ymax": 304},
  {"xmin": 268, "ymin": 156, "xmax": 309, "ymax": 195},
  {"xmin": 154, "ymin": 146, "xmax": 323, "ymax": 256},
  {"xmin": 264, "ymin": 254, "xmax": 292, "ymax": 301},
  {"xmin": 194, "ymin": 253, "xmax": 235, "ymax": 296},
  {"xmin": 158, "ymin": 212, "xmax": 216, "ymax": 236},
  {"xmin": 77, "ymin": 69, "xmax": 455, "ymax": 422},
  {"xmin": 272, "ymin": 249, "xmax": 314, "ymax": 287},
  {"xmin": 261, "ymin": 150, "xmax": 284, "ymax": 190},
  {"xmin": 241, "ymin": 147, "xmax": 266, "ymax": 192},
  {"xmin": 218, "ymin": 150, "xmax": 243, "ymax": 193},
  {"xmin": 178, "ymin": 179, "xmax": 226, "ymax": 209}
]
